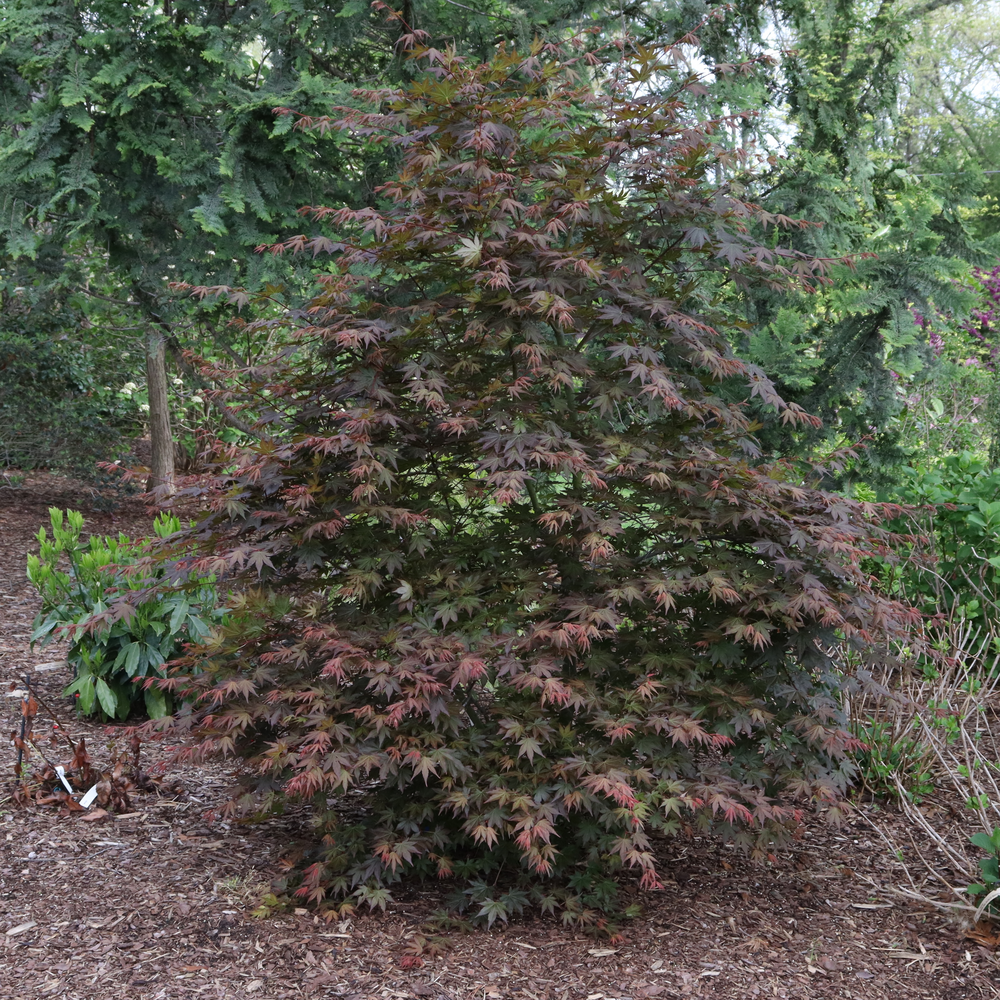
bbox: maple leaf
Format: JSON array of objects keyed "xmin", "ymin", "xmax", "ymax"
[{"xmin": 453, "ymin": 236, "xmax": 483, "ymax": 267}]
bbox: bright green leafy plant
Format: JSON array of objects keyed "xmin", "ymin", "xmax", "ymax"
[
  {"xmin": 879, "ymin": 454, "xmax": 1000, "ymax": 631},
  {"xmin": 968, "ymin": 826, "xmax": 1000, "ymax": 917},
  {"xmin": 27, "ymin": 508, "xmax": 224, "ymax": 720}
]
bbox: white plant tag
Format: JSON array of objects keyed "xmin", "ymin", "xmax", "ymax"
[
  {"xmin": 33, "ymin": 661, "xmax": 66, "ymax": 673},
  {"xmin": 79, "ymin": 784, "xmax": 99, "ymax": 809},
  {"xmin": 54, "ymin": 766, "xmax": 74, "ymax": 795}
]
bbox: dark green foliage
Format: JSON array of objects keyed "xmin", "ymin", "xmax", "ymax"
[
  {"xmin": 0, "ymin": 0, "xmax": 393, "ymax": 289},
  {"xmin": 745, "ymin": 308, "xmax": 824, "ymax": 393},
  {"xmin": 0, "ymin": 0, "xmax": 598, "ymax": 283},
  {"xmin": 0, "ymin": 267, "xmax": 143, "ymax": 475},
  {"xmin": 0, "ymin": 330, "xmax": 139, "ymax": 474}
]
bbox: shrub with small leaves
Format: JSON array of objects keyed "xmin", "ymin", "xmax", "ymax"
[
  {"xmin": 138, "ymin": 37, "xmax": 924, "ymax": 922},
  {"xmin": 850, "ymin": 720, "xmax": 935, "ymax": 804},
  {"xmin": 27, "ymin": 508, "xmax": 224, "ymax": 720}
]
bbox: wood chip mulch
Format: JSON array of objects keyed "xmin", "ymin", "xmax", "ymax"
[{"xmin": 1, "ymin": 473, "xmax": 999, "ymax": 999}]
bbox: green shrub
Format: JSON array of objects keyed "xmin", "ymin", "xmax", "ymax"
[
  {"xmin": 27, "ymin": 508, "xmax": 224, "ymax": 720},
  {"xmin": 880, "ymin": 453, "xmax": 1000, "ymax": 631},
  {"xmin": 850, "ymin": 720, "xmax": 935, "ymax": 803},
  {"xmin": 968, "ymin": 827, "xmax": 1000, "ymax": 916}
]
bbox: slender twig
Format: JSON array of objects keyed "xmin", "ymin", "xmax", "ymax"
[
  {"xmin": 21, "ymin": 675, "xmax": 78, "ymax": 755},
  {"xmin": 15, "ymin": 692, "xmax": 28, "ymax": 783}
]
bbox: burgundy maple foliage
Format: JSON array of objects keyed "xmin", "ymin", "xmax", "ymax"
[{"xmin": 150, "ymin": 37, "xmax": 921, "ymax": 920}]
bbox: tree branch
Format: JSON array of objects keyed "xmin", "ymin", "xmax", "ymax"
[
  {"xmin": 307, "ymin": 49, "xmax": 352, "ymax": 83},
  {"xmin": 163, "ymin": 334, "xmax": 261, "ymax": 438},
  {"xmin": 905, "ymin": 0, "xmax": 970, "ymax": 22},
  {"xmin": 438, "ymin": 0, "xmax": 513, "ymax": 21}
]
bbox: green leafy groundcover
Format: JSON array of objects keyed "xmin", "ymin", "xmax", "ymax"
[
  {"xmin": 878, "ymin": 453, "xmax": 1000, "ymax": 631},
  {"xmin": 969, "ymin": 827, "xmax": 1000, "ymax": 916},
  {"xmin": 27, "ymin": 509, "xmax": 225, "ymax": 721},
  {"xmin": 127, "ymin": 39, "xmax": 924, "ymax": 925}
]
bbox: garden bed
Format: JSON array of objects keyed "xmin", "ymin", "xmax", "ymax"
[{"xmin": 1, "ymin": 474, "xmax": 997, "ymax": 1000}]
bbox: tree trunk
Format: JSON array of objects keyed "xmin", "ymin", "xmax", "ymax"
[{"xmin": 145, "ymin": 328, "xmax": 175, "ymax": 494}]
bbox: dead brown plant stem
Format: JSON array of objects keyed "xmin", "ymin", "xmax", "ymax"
[
  {"xmin": 15, "ymin": 692, "xmax": 27, "ymax": 782},
  {"xmin": 21, "ymin": 675, "xmax": 79, "ymax": 755}
]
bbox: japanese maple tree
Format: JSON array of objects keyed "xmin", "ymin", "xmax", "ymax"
[{"xmin": 149, "ymin": 34, "xmax": 922, "ymax": 921}]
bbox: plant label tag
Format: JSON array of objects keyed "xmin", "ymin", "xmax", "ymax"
[
  {"xmin": 79, "ymin": 784, "xmax": 99, "ymax": 809},
  {"xmin": 54, "ymin": 766, "xmax": 74, "ymax": 795}
]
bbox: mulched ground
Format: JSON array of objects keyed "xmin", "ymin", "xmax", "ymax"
[{"xmin": 1, "ymin": 472, "xmax": 999, "ymax": 999}]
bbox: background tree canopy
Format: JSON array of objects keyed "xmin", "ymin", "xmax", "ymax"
[
  {"xmin": 3, "ymin": 0, "xmax": 999, "ymax": 487},
  {"xmin": 0, "ymin": 0, "xmax": 595, "ymax": 484}
]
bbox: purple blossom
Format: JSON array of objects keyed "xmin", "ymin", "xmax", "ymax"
[
  {"xmin": 960, "ymin": 264, "xmax": 1000, "ymax": 371},
  {"xmin": 909, "ymin": 264, "xmax": 1000, "ymax": 369}
]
